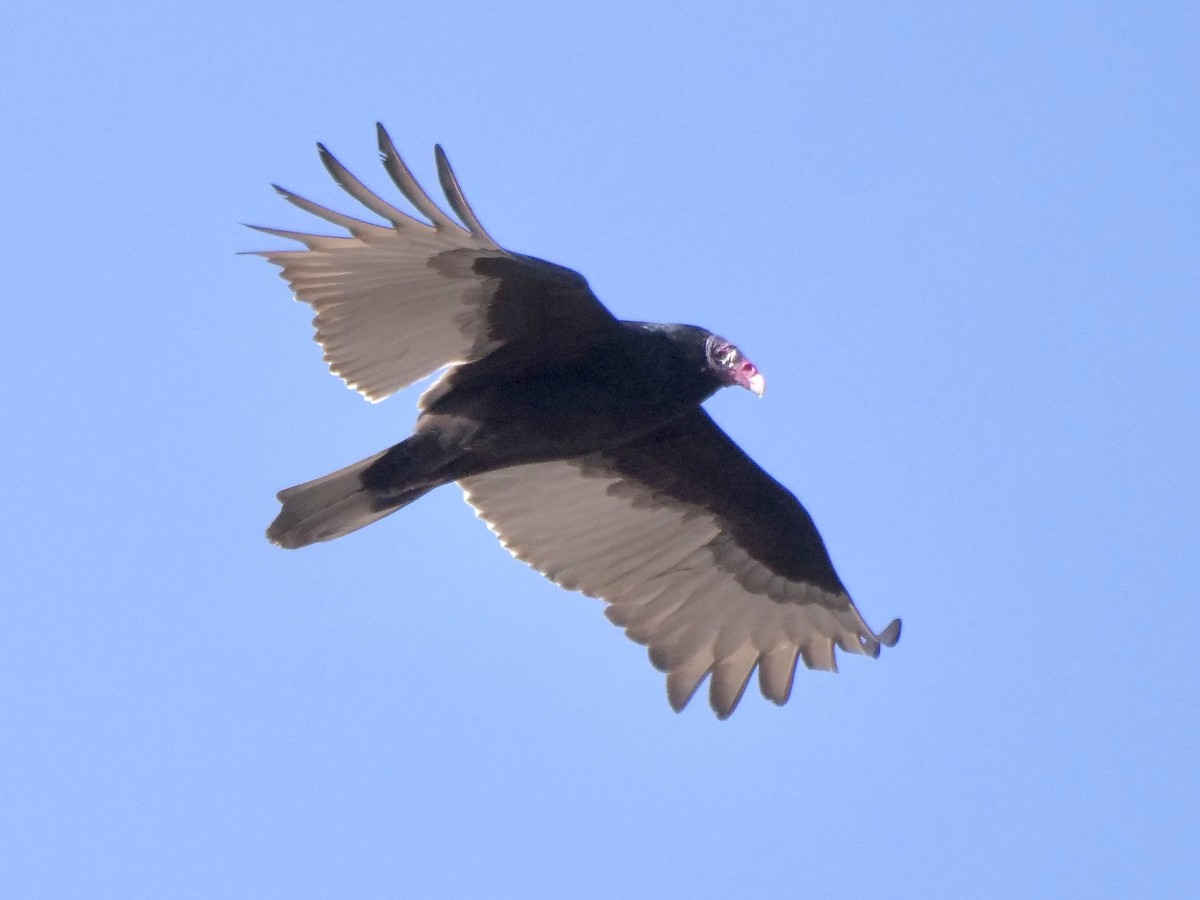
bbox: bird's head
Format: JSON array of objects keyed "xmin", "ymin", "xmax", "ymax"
[{"xmin": 705, "ymin": 334, "xmax": 765, "ymax": 397}]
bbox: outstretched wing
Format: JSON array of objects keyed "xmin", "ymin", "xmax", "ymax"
[
  {"xmin": 459, "ymin": 409, "xmax": 900, "ymax": 718},
  {"xmin": 250, "ymin": 124, "xmax": 618, "ymax": 402}
]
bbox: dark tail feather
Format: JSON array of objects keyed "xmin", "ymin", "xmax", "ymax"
[{"xmin": 267, "ymin": 449, "xmax": 431, "ymax": 549}]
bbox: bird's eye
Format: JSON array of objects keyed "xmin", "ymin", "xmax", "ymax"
[{"xmin": 714, "ymin": 344, "xmax": 739, "ymax": 365}]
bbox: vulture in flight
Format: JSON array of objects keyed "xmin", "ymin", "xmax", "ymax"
[{"xmin": 253, "ymin": 125, "xmax": 900, "ymax": 718}]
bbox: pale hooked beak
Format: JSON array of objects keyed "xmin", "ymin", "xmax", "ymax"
[{"xmin": 735, "ymin": 360, "xmax": 765, "ymax": 398}]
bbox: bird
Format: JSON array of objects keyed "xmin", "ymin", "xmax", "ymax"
[{"xmin": 251, "ymin": 124, "xmax": 900, "ymax": 718}]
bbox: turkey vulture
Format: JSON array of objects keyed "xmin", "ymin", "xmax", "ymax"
[{"xmin": 253, "ymin": 124, "xmax": 900, "ymax": 718}]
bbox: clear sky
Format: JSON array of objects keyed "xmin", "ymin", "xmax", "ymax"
[{"xmin": 2, "ymin": 1, "xmax": 1197, "ymax": 897}]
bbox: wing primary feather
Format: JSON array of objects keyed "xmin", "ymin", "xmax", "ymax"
[
  {"xmin": 375, "ymin": 123, "xmax": 463, "ymax": 232},
  {"xmin": 841, "ymin": 606, "xmax": 903, "ymax": 655},
  {"xmin": 709, "ymin": 645, "xmax": 759, "ymax": 719},
  {"xmin": 269, "ymin": 183, "xmax": 399, "ymax": 235},
  {"xmin": 800, "ymin": 638, "xmax": 837, "ymax": 673},
  {"xmin": 666, "ymin": 658, "xmax": 714, "ymax": 713},
  {"xmin": 242, "ymin": 225, "xmax": 349, "ymax": 252},
  {"xmin": 838, "ymin": 631, "xmax": 880, "ymax": 657},
  {"xmin": 757, "ymin": 645, "xmax": 800, "ymax": 705},
  {"xmin": 434, "ymin": 144, "xmax": 498, "ymax": 245},
  {"xmin": 878, "ymin": 618, "xmax": 902, "ymax": 647},
  {"xmin": 317, "ymin": 142, "xmax": 423, "ymax": 228}
]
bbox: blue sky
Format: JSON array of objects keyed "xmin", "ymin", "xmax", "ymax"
[{"xmin": 3, "ymin": 1, "xmax": 1197, "ymax": 897}]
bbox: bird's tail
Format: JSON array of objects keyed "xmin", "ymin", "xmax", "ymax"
[{"xmin": 266, "ymin": 448, "xmax": 433, "ymax": 549}]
